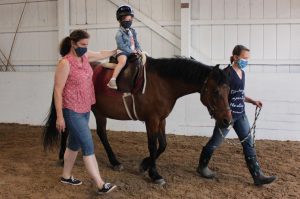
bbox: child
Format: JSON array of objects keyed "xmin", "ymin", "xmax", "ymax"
[{"xmin": 107, "ymin": 5, "xmax": 142, "ymax": 90}]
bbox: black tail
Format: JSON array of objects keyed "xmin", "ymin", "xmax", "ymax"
[{"xmin": 42, "ymin": 92, "xmax": 60, "ymax": 150}]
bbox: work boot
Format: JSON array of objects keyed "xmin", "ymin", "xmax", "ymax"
[
  {"xmin": 245, "ymin": 156, "xmax": 277, "ymax": 186},
  {"xmin": 197, "ymin": 147, "xmax": 216, "ymax": 179}
]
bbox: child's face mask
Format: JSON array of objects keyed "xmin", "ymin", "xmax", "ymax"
[{"xmin": 121, "ymin": 20, "xmax": 132, "ymax": 29}]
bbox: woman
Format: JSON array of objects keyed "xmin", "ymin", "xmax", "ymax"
[
  {"xmin": 54, "ymin": 29, "xmax": 117, "ymax": 194},
  {"xmin": 107, "ymin": 5, "xmax": 142, "ymax": 90},
  {"xmin": 197, "ymin": 45, "xmax": 277, "ymax": 186}
]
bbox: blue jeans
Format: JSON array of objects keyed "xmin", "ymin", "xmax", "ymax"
[
  {"xmin": 204, "ymin": 114, "xmax": 256, "ymax": 157},
  {"xmin": 63, "ymin": 108, "xmax": 94, "ymax": 156}
]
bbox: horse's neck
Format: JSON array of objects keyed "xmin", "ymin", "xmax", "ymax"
[
  {"xmin": 149, "ymin": 74, "xmax": 203, "ymax": 99},
  {"xmin": 171, "ymin": 79, "xmax": 203, "ymax": 98},
  {"xmin": 145, "ymin": 57, "xmax": 210, "ymax": 98}
]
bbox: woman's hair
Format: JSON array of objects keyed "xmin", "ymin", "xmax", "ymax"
[
  {"xmin": 230, "ymin": 45, "xmax": 250, "ymax": 63},
  {"xmin": 59, "ymin": 29, "xmax": 90, "ymax": 56}
]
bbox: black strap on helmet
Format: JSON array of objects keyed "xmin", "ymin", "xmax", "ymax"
[{"xmin": 116, "ymin": 5, "xmax": 134, "ymax": 21}]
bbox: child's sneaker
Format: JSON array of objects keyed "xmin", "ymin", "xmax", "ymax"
[
  {"xmin": 98, "ymin": 183, "xmax": 117, "ymax": 194},
  {"xmin": 60, "ymin": 176, "xmax": 82, "ymax": 186},
  {"xmin": 107, "ymin": 79, "xmax": 118, "ymax": 90}
]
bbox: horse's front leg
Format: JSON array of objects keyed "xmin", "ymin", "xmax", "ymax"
[
  {"xmin": 92, "ymin": 108, "xmax": 123, "ymax": 171},
  {"xmin": 140, "ymin": 119, "xmax": 167, "ymax": 174},
  {"xmin": 143, "ymin": 119, "xmax": 166, "ymax": 185}
]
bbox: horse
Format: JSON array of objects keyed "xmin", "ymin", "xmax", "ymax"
[{"xmin": 43, "ymin": 54, "xmax": 232, "ymax": 185}]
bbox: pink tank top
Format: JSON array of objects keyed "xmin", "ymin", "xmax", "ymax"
[{"xmin": 62, "ymin": 53, "xmax": 96, "ymax": 113}]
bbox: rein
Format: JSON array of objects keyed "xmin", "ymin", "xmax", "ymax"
[{"xmin": 219, "ymin": 106, "xmax": 261, "ymax": 147}]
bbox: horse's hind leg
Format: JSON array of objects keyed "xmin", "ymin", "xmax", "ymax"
[
  {"xmin": 92, "ymin": 108, "xmax": 123, "ymax": 171},
  {"xmin": 58, "ymin": 130, "xmax": 68, "ymax": 165},
  {"xmin": 156, "ymin": 119, "xmax": 167, "ymax": 159}
]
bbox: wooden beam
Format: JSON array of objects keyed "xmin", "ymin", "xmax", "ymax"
[
  {"xmin": 190, "ymin": 48, "xmax": 213, "ymax": 65},
  {"xmin": 211, "ymin": 59, "xmax": 300, "ymax": 65},
  {"xmin": 108, "ymin": 0, "xmax": 181, "ymax": 49},
  {"xmin": 180, "ymin": 0, "xmax": 190, "ymax": 57},
  {"xmin": 69, "ymin": 21, "xmax": 181, "ymax": 30},
  {"xmin": 57, "ymin": 0, "xmax": 69, "ymax": 43},
  {"xmin": 191, "ymin": 19, "xmax": 300, "ymax": 25},
  {"xmin": 0, "ymin": 26, "xmax": 58, "ymax": 34}
]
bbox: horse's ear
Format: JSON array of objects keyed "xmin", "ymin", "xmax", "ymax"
[
  {"xmin": 190, "ymin": 56, "xmax": 195, "ymax": 60},
  {"xmin": 213, "ymin": 64, "xmax": 220, "ymax": 70}
]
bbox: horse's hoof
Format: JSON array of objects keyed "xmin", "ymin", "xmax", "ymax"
[
  {"xmin": 139, "ymin": 164, "xmax": 148, "ymax": 175},
  {"xmin": 154, "ymin": 178, "xmax": 166, "ymax": 186},
  {"xmin": 113, "ymin": 164, "xmax": 124, "ymax": 171}
]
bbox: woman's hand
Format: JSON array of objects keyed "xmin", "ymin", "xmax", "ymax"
[
  {"xmin": 56, "ymin": 116, "xmax": 66, "ymax": 133},
  {"xmin": 245, "ymin": 96, "xmax": 263, "ymax": 108},
  {"xmin": 87, "ymin": 50, "xmax": 117, "ymax": 62},
  {"xmin": 252, "ymin": 100, "xmax": 263, "ymax": 108}
]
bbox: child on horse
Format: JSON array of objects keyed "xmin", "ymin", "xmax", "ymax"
[{"xmin": 107, "ymin": 5, "xmax": 142, "ymax": 90}]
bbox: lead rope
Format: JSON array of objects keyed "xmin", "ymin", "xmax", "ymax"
[{"xmin": 219, "ymin": 106, "xmax": 261, "ymax": 147}]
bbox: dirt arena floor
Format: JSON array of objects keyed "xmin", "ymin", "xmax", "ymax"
[{"xmin": 0, "ymin": 123, "xmax": 299, "ymax": 199}]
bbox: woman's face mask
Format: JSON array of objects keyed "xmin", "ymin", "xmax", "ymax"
[
  {"xmin": 237, "ymin": 58, "xmax": 248, "ymax": 69},
  {"xmin": 73, "ymin": 39, "xmax": 88, "ymax": 57},
  {"xmin": 74, "ymin": 46, "xmax": 87, "ymax": 57}
]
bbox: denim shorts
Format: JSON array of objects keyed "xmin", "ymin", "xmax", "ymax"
[{"xmin": 63, "ymin": 108, "xmax": 94, "ymax": 156}]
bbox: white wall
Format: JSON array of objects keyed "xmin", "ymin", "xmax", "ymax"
[
  {"xmin": 0, "ymin": 72, "xmax": 299, "ymax": 141},
  {"xmin": 0, "ymin": 0, "xmax": 58, "ymax": 68},
  {"xmin": 0, "ymin": 0, "xmax": 181, "ymax": 71},
  {"xmin": 191, "ymin": 0, "xmax": 300, "ymax": 69},
  {"xmin": 0, "ymin": 0, "xmax": 300, "ymax": 141}
]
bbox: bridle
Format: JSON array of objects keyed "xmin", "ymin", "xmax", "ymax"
[{"xmin": 201, "ymin": 79, "xmax": 231, "ymax": 119}]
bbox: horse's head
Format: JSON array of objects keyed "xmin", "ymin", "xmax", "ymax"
[{"xmin": 200, "ymin": 65, "xmax": 232, "ymax": 128}]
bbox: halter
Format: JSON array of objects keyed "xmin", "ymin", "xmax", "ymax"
[{"xmin": 201, "ymin": 79, "xmax": 231, "ymax": 119}]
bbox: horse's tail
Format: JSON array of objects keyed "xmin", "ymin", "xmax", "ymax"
[{"xmin": 42, "ymin": 91, "xmax": 60, "ymax": 151}]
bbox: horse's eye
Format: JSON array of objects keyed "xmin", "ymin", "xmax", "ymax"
[{"xmin": 213, "ymin": 90, "xmax": 219, "ymax": 96}]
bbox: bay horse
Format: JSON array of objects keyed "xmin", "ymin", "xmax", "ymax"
[{"xmin": 43, "ymin": 55, "xmax": 232, "ymax": 185}]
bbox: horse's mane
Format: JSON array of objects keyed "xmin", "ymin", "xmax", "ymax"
[{"xmin": 147, "ymin": 56, "xmax": 227, "ymax": 85}]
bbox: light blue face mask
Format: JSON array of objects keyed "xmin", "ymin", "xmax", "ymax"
[{"xmin": 237, "ymin": 58, "xmax": 248, "ymax": 69}]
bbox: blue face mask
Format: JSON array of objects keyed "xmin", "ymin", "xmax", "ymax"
[
  {"xmin": 237, "ymin": 59, "xmax": 248, "ymax": 69},
  {"xmin": 75, "ymin": 47, "xmax": 87, "ymax": 57}
]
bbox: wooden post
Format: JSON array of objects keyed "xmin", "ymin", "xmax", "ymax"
[
  {"xmin": 57, "ymin": 0, "xmax": 70, "ymax": 43},
  {"xmin": 181, "ymin": 0, "xmax": 191, "ymax": 57}
]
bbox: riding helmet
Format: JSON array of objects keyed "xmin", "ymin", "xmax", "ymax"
[{"xmin": 116, "ymin": 5, "xmax": 134, "ymax": 21}]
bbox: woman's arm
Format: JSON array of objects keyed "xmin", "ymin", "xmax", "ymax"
[
  {"xmin": 87, "ymin": 49, "xmax": 117, "ymax": 62},
  {"xmin": 245, "ymin": 96, "xmax": 263, "ymax": 108},
  {"xmin": 54, "ymin": 59, "xmax": 70, "ymax": 133}
]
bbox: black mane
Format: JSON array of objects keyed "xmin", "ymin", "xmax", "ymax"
[{"xmin": 147, "ymin": 56, "xmax": 228, "ymax": 85}]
